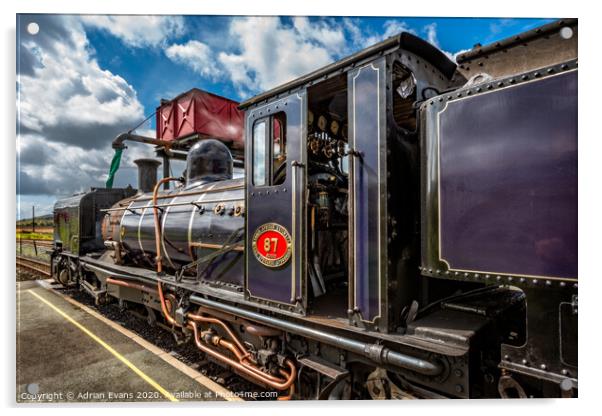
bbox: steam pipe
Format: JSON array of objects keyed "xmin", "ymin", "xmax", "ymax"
[
  {"xmin": 112, "ymin": 132, "xmax": 173, "ymax": 150},
  {"xmin": 106, "ymin": 276, "xmax": 297, "ymax": 390},
  {"xmin": 190, "ymin": 295, "xmax": 443, "ymax": 376},
  {"xmin": 106, "ymin": 277, "xmax": 157, "ymax": 294},
  {"xmin": 152, "ymin": 176, "xmax": 184, "ymax": 326},
  {"xmin": 187, "ymin": 312, "xmax": 251, "ymax": 360},
  {"xmin": 188, "ymin": 321, "xmax": 296, "ymax": 391}
]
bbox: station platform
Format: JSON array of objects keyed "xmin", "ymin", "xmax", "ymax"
[{"xmin": 16, "ymin": 280, "xmax": 241, "ymax": 403}]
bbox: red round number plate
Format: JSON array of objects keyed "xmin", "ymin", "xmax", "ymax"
[{"xmin": 251, "ymin": 223, "xmax": 292, "ymax": 268}]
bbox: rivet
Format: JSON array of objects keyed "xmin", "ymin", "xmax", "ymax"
[
  {"xmin": 533, "ymin": 279, "xmax": 538, "ymax": 285},
  {"xmin": 561, "ymin": 369, "xmax": 569, "ymax": 375},
  {"xmin": 464, "ymin": 272, "xmax": 469, "ymax": 277},
  {"xmin": 521, "ymin": 75, "xmax": 528, "ymax": 80},
  {"xmin": 497, "ymin": 82, "xmax": 503, "ymax": 87},
  {"xmin": 540, "ymin": 364, "xmax": 547, "ymax": 370},
  {"xmin": 485, "ymin": 274, "xmax": 490, "ymax": 279},
  {"xmin": 522, "ymin": 359, "xmax": 528, "ymax": 365},
  {"xmin": 504, "ymin": 355, "xmax": 510, "ymax": 360},
  {"xmin": 496, "ymin": 275, "xmax": 501, "ymax": 281},
  {"xmin": 534, "ymin": 72, "xmax": 541, "ymax": 77},
  {"xmin": 560, "ymin": 281, "xmax": 566, "ymax": 287},
  {"xmin": 520, "ymin": 277, "xmax": 526, "ymax": 283},
  {"xmin": 573, "ymin": 283, "xmax": 578, "ymax": 288},
  {"xmin": 546, "ymin": 280, "xmax": 552, "ymax": 286}
]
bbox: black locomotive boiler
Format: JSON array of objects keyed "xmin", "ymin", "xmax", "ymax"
[{"xmin": 51, "ymin": 18, "xmax": 578, "ymax": 399}]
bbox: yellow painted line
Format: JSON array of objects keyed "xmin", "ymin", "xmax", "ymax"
[
  {"xmin": 37, "ymin": 280, "xmax": 240, "ymax": 401},
  {"xmin": 27, "ymin": 289, "xmax": 178, "ymax": 402}
]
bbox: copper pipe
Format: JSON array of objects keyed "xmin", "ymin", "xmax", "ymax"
[
  {"xmin": 188, "ymin": 312, "xmax": 250, "ymax": 359},
  {"xmin": 106, "ymin": 278, "xmax": 157, "ymax": 294},
  {"xmin": 157, "ymin": 280, "xmax": 179, "ymax": 327},
  {"xmin": 152, "ymin": 177, "xmax": 180, "ymax": 274},
  {"xmin": 277, "ymin": 370, "xmax": 295, "ymax": 401},
  {"xmin": 189, "ymin": 321, "xmax": 296, "ymax": 391},
  {"xmin": 194, "ymin": 305, "xmax": 282, "ymax": 337},
  {"xmin": 152, "ymin": 177, "xmax": 183, "ymax": 327}
]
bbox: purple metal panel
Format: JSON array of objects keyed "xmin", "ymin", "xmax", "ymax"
[
  {"xmin": 438, "ymin": 70, "xmax": 577, "ymax": 279},
  {"xmin": 245, "ymin": 93, "xmax": 306, "ymax": 310},
  {"xmin": 349, "ymin": 59, "xmax": 385, "ymax": 322}
]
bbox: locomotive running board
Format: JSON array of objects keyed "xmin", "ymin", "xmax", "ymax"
[{"xmin": 79, "ymin": 256, "xmax": 469, "ymax": 359}]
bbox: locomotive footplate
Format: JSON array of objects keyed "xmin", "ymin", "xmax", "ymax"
[{"xmin": 80, "ymin": 255, "xmax": 476, "ymax": 397}]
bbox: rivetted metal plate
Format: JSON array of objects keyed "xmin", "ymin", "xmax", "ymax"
[{"xmin": 424, "ymin": 67, "xmax": 577, "ymax": 281}]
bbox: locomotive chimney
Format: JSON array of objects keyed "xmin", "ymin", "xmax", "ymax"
[{"xmin": 134, "ymin": 159, "xmax": 161, "ymax": 194}]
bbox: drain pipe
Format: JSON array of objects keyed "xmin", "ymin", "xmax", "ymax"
[{"xmin": 189, "ymin": 295, "xmax": 443, "ymax": 376}]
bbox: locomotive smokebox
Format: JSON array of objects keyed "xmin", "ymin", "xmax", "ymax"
[{"xmin": 134, "ymin": 158, "xmax": 161, "ymax": 194}]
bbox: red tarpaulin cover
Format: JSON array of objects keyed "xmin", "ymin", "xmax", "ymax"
[{"xmin": 156, "ymin": 88, "xmax": 244, "ymax": 151}]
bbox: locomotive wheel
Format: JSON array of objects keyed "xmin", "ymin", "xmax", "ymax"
[{"xmin": 57, "ymin": 268, "xmax": 70, "ymax": 286}]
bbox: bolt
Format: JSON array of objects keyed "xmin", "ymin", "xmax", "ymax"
[{"xmin": 455, "ymin": 384, "xmax": 464, "ymax": 393}]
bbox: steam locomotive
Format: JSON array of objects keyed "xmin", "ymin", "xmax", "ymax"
[{"xmin": 51, "ymin": 18, "xmax": 578, "ymax": 399}]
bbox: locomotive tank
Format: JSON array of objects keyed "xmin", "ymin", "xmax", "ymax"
[{"xmin": 102, "ymin": 140, "xmax": 245, "ymax": 286}]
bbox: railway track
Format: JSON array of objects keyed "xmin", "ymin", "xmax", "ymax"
[
  {"xmin": 16, "ymin": 255, "xmax": 51, "ymax": 277},
  {"xmin": 16, "ymin": 239, "xmax": 54, "ymax": 248}
]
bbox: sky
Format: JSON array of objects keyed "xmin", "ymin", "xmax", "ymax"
[{"xmin": 16, "ymin": 14, "xmax": 553, "ymax": 219}]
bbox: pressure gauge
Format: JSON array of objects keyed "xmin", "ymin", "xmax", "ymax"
[
  {"xmin": 317, "ymin": 115, "xmax": 327, "ymax": 132},
  {"xmin": 330, "ymin": 120, "xmax": 340, "ymax": 136}
]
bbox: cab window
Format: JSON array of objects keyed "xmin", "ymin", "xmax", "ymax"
[{"xmin": 252, "ymin": 112, "xmax": 287, "ymax": 186}]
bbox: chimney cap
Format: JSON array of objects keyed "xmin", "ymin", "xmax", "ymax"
[{"xmin": 134, "ymin": 158, "xmax": 161, "ymax": 167}]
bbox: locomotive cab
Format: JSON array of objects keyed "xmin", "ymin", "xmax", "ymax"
[{"xmin": 241, "ymin": 31, "xmax": 460, "ymax": 332}]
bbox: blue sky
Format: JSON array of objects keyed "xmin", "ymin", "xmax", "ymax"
[{"xmin": 16, "ymin": 15, "xmax": 553, "ymax": 218}]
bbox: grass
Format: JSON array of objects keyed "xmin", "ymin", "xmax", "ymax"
[
  {"xmin": 16, "ymin": 231, "xmax": 53, "ymax": 241},
  {"xmin": 16, "ymin": 214, "xmax": 53, "ymax": 227}
]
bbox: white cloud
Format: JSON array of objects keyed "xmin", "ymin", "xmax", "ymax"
[
  {"xmin": 17, "ymin": 15, "xmax": 148, "ymax": 198},
  {"xmin": 292, "ymin": 17, "xmax": 346, "ymax": 53},
  {"xmin": 422, "ymin": 22, "xmax": 458, "ymax": 62},
  {"xmin": 18, "ymin": 16, "xmax": 144, "ymax": 146},
  {"xmin": 80, "ymin": 15, "xmax": 185, "ymax": 48},
  {"xmin": 165, "ymin": 40, "xmax": 221, "ymax": 79},
  {"xmin": 360, "ymin": 20, "xmax": 415, "ymax": 47},
  {"xmin": 217, "ymin": 17, "xmax": 342, "ymax": 94}
]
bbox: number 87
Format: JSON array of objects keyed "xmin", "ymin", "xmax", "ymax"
[{"xmin": 263, "ymin": 237, "xmax": 278, "ymax": 253}]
